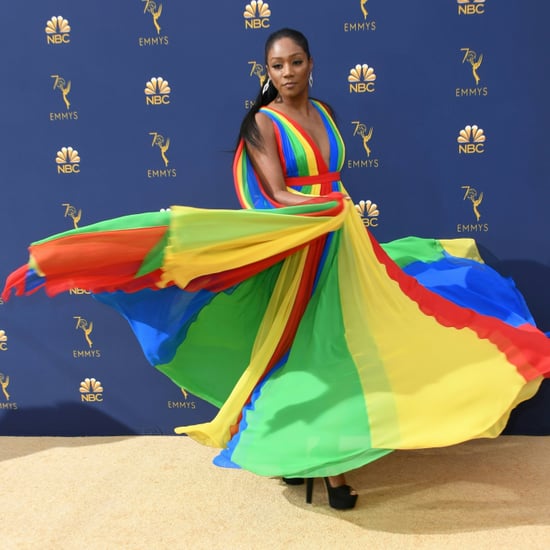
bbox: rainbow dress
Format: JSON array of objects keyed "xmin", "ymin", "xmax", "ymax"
[{"xmin": 3, "ymin": 100, "xmax": 550, "ymax": 478}]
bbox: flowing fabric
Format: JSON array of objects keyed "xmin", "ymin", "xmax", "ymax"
[{"xmin": 3, "ymin": 100, "xmax": 550, "ymax": 478}]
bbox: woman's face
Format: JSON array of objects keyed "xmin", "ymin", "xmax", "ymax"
[{"xmin": 266, "ymin": 37, "xmax": 312, "ymax": 99}]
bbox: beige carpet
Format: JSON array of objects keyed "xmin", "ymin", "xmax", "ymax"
[{"xmin": 1, "ymin": 435, "xmax": 549, "ymax": 549}]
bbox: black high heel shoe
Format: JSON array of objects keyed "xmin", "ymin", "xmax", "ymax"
[
  {"xmin": 302, "ymin": 478, "xmax": 357, "ymax": 509},
  {"xmin": 323, "ymin": 477, "xmax": 358, "ymax": 510},
  {"xmin": 282, "ymin": 477, "xmax": 304, "ymax": 486}
]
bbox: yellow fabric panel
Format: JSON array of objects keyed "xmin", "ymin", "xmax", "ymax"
[
  {"xmin": 302, "ymin": 145, "xmax": 319, "ymax": 175},
  {"xmin": 174, "ymin": 248, "xmax": 309, "ymax": 447},
  {"xmin": 160, "ymin": 206, "xmax": 345, "ymax": 289},
  {"xmin": 439, "ymin": 238, "xmax": 484, "ymax": 263},
  {"xmin": 471, "ymin": 377, "xmax": 542, "ymax": 439},
  {"xmin": 339, "ymin": 209, "xmax": 530, "ymax": 449}
]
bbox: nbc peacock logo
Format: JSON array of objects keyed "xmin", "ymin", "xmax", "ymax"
[
  {"xmin": 243, "ymin": 1, "xmax": 271, "ymax": 29},
  {"xmin": 79, "ymin": 378, "xmax": 104, "ymax": 403},
  {"xmin": 457, "ymin": 0, "xmax": 486, "ymax": 16},
  {"xmin": 56, "ymin": 147, "xmax": 81, "ymax": 174},
  {"xmin": 348, "ymin": 64, "xmax": 376, "ymax": 93},
  {"xmin": 145, "ymin": 77, "xmax": 171, "ymax": 105},
  {"xmin": 355, "ymin": 199, "xmax": 380, "ymax": 227},
  {"xmin": 457, "ymin": 125, "xmax": 486, "ymax": 154},
  {"xmin": 45, "ymin": 16, "xmax": 71, "ymax": 44},
  {"xmin": 0, "ymin": 330, "xmax": 7, "ymax": 351}
]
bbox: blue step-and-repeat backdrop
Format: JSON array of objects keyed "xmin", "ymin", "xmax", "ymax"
[{"xmin": 1, "ymin": 1, "xmax": 549, "ymax": 435}]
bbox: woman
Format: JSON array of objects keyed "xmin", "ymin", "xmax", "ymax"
[
  {"xmin": 234, "ymin": 28, "xmax": 358, "ymax": 508},
  {"xmin": 3, "ymin": 29, "xmax": 550, "ymax": 513}
]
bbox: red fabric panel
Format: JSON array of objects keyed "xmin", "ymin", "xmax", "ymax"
[
  {"xmin": 366, "ymin": 229, "xmax": 550, "ymax": 381},
  {"xmin": 28, "ymin": 226, "xmax": 167, "ymax": 297}
]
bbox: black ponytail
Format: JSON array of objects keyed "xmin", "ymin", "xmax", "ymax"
[{"xmin": 237, "ymin": 80, "xmax": 278, "ymax": 150}]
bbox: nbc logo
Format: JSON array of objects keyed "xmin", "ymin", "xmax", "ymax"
[
  {"xmin": 45, "ymin": 16, "xmax": 71, "ymax": 44},
  {"xmin": 56, "ymin": 147, "xmax": 81, "ymax": 174},
  {"xmin": 80, "ymin": 378, "xmax": 104, "ymax": 403},
  {"xmin": 457, "ymin": 0, "xmax": 485, "ymax": 15},
  {"xmin": 0, "ymin": 329, "xmax": 7, "ymax": 351},
  {"xmin": 145, "ymin": 77, "xmax": 171, "ymax": 105},
  {"xmin": 243, "ymin": 1, "xmax": 271, "ymax": 29},
  {"xmin": 348, "ymin": 64, "xmax": 376, "ymax": 93},
  {"xmin": 457, "ymin": 125, "xmax": 486, "ymax": 154},
  {"xmin": 355, "ymin": 199, "xmax": 379, "ymax": 227}
]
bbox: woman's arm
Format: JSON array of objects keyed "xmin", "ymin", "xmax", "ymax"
[{"xmin": 245, "ymin": 112, "xmax": 310, "ymax": 206}]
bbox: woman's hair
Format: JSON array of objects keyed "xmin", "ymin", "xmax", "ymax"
[{"xmin": 237, "ymin": 28, "xmax": 311, "ymax": 149}]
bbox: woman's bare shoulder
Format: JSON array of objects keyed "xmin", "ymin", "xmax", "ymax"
[{"xmin": 253, "ymin": 110, "xmax": 275, "ymax": 138}]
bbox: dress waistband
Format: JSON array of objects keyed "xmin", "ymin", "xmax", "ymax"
[{"xmin": 285, "ymin": 171, "xmax": 341, "ymax": 188}]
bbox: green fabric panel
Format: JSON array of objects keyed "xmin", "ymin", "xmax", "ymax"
[
  {"xmin": 286, "ymin": 126, "xmax": 310, "ymax": 172},
  {"xmin": 229, "ymin": 233, "xmax": 387, "ymax": 477},
  {"xmin": 167, "ymin": 202, "xmax": 341, "ymax": 252},
  {"xmin": 32, "ymin": 211, "xmax": 170, "ymax": 245},
  {"xmin": 156, "ymin": 262, "xmax": 282, "ymax": 408},
  {"xmin": 381, "ymin": 236, "xmax": 445, "ymax": 268}
]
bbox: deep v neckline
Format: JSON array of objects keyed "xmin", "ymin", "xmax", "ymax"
[{"xmin": 264, "ymin": 102, "xmax": 331, "ymax": 172}]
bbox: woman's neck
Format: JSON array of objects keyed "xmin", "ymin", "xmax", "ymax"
[{"xmin": 272, "ymin": 94, "xmax": 311, "ymax": 116}]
